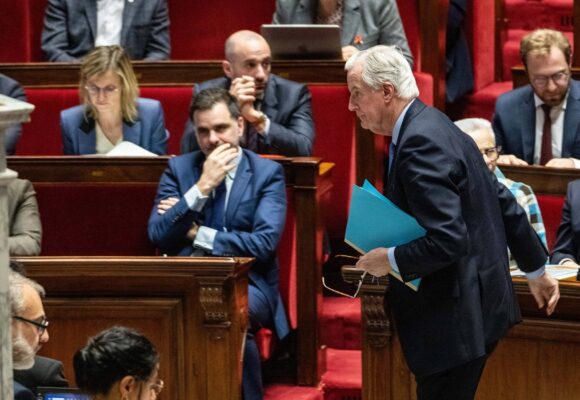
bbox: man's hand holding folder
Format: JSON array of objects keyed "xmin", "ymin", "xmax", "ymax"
[{"xmin": 345, "ymin": 180, "xmax": 425, "ymax": 291}]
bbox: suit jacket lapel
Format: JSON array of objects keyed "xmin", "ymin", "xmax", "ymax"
[
  {"xmin": 562, "ymin": 81, "xmax": 580, "ymax": 157},
  {"xmin": 262, "ymin": 76, "xmax": 279, "ymax": 121},
  {"xmin": 341, "ymin": 0, "xmax": 361, "ymax": 46},
  {"xmin": 225, "ymin": 151, "xmax": 252, "ymax": 228},
  {"xmin": 521, "ymin": 91, "xmax": 536, "ymax": 163},
  {"xmin": 123, "ymin": 118, "xmax": 141, "ymax": 146},
  {"xmin": 85, "ymin": 0, "xmax": 98, "ymax": 42},
  {"xmin": 121, "ymin": 0, "xmax": 138, "ymax": 45}
]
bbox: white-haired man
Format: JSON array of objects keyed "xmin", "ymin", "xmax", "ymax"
[
  {"xmin": 346, "ymin": 45, "xmax": 559, "ymax": 399},
  {"xmin": 9, "ymin": 270, "xmax": 50, "ymax": 399},
  {"xmin": 455, "ymin": 117, "xmax": 548, "ymax": 268}
]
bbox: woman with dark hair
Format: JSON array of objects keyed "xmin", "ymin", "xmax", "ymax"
[
  {"xmin": 60, "ymin": 45, "xmax": 168, "ymax": 155},
  {"xmin": 73, "ymin": 326, "xmax": 163, "ymax": 400}
]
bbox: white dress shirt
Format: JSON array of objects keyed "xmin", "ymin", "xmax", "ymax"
[{"xmin": 95, "ymin": 0, "xmax": 125, "ymax": 47}]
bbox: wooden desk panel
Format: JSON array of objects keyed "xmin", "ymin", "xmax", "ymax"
[
  {"xmin": 18, "ymin": 256, "xmax": 252, "ymax": 400},
  {"xmin": 343, "ymin": 267, "xmax": 580, "ymax": 400}
]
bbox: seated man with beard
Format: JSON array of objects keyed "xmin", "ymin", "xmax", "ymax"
[{"xmin": 9, "ymin": 269, "xmax": 51, "ymax": 399}]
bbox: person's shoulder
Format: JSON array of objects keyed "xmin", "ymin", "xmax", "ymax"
[
  {"xmin": 567, "ymin": 179, "xmax": 580, "ymax": 196},
  {"xmin": 61, "ymin": 104, "xmax": 85, "ymax": 120},
  {"xmin": 270, "ymin": 74, "xmax": 306, "ymax": 91},
  {"xmin": 136, "ymin": 97, "xmax": 162, "ymax": 111},
  {"xmin": 496, "ymin": 84, "xmax": 532, "ymax": 106},
  {"xmin": 168, "ymin": 151, "xmax": 202, "ymax": 169},
  {"xmin": 197, "ymin": 77, "xmax": 229, "ymax": 91}
]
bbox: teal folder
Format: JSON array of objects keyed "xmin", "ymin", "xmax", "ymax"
[{"xmin": 345, "ymin": 180, "xmax": 425, "ymax": 291}]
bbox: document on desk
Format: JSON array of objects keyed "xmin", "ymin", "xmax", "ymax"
[
  {"xmin": 510, "ymin": 264, "xmax": 579, "ymax": 280},
  {"xmin": 345, "ymin": 180, "xmax": 425, "ymax": 291}
]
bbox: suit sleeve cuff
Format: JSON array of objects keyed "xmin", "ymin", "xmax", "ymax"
[
  {"xmin": 194, "ymin": 226, "xmax": 217, "ymax": 251},
  {"xmin": 525, "ymin": 265, "xmax": 545, "ymax": 280},
  {"xmin": 387, "ymin": 247, "xmax": 399, "ymax": 273},
  {"xmin": 184, "ymin": 184, "xmax": 209, "ymax": 211}
]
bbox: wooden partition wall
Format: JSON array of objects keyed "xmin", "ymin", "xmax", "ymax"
[
  {"xmin": 8, "ymin": 155, "xmax": 332, "ymax": 386},
  {"xmin": 342, "ymin": 167, "xmax": 580, "ymax": 400},
  {"xmin": 17, "ymin": 256, "xmax": 251, "ymax": 400}
]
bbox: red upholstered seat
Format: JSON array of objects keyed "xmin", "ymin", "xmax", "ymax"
[
  {"xmin": 321, "ymin": 297, "xmax": 361, "ymax": 350},
  {"xmin": 537, "ymin": 194, "xmax": 565, "ymax": 251},
  {"xmin": 0, "ymin": 0, "xmax": 29, "ymax": 62}
]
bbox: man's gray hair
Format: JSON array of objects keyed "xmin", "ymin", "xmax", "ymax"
[
  {"xmin": 345, "ymin": 45, "xmax": 419, "ymax": 100},
  {"xmin": 454, "ymin": 118, "xmax": 493, "ymax": 136},
  {"xmin": 9, "ymin": 271, "xmax": 45, "ymax": 316}
]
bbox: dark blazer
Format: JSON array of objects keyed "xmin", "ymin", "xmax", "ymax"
[
  {"xmin": 386, "ymin": 99, "xmax": 547, "ymax": 377},
  {"xmin": 14, "ymin": 356, "xmax": 69, "ymax": 394},
  {"xmin": 492, "ymin": 80, "xmax": 580, "ymax": 164},
  {"xmin": 60, "ymin": 98, "xmax": 168, "ymax": 155},
  {"xmin": 8, "ymin": 179, "xmax": 42, "ymax": 256},
  {"xmin": 41, "ymin": 0, "xmax": 170, "ymax": 62},
  {"xmin": 0, "ymin": 73, "xmax": 27, "ymax": 155},
  {"xmin": 148, "ymin": 150, "xmax": 290, "ymax": 339},
  {"xmin": 551, "ymin": 180, "xmax": 580, "ymax": 264},
  {"xmin": 273, "ymin": 0, "xmax": 413, "ymax": 68},
  {"xmin": 14, "ymin": 381, "xmax": 35, "ymax": 400},
  {"xmin": 180, "ymin": 74, "xmax": 315, "ymax": 156}
]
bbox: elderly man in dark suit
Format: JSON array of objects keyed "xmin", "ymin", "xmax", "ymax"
[
  {"xmin": 149, "ymin": 88, "xmax": 289, "ymax": 400},
  {"xmin": 41, "ymin": 0, "xmax": 170, "ymax": 62},
  {"xmin": 551, "ymin": 180, "xmax": 580, "ymax": 270},
  {"xmin": 180, "ymin": 30, "xmax": 315, "ymax": 156},
  {"xmin": 493, "ymin": 29, "xmax": 580, "ymax": 168},
  {"xmin": 0, "ymin": 73, "xmax": 27, "ymax": 154},
  {"xmin": 346, "ymin": 45, "xmax": 560, "ymax": 399}
]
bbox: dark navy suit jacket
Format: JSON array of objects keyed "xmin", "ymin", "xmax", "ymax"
[
  {"xmin": 148, "ymin": 150, "xmax": 290, "ymax": 339},
  {"xmin": 41, "ymin": 0, "xmax": 170, "ymax": 61},
  {"xmin": 386, "ymin": 99, "xmax": 547, "ymax": 377},
  {"xmin": 551, "ymin": 180, "xmax": 580, "ymax": 264},
  {"xmin": 493, "ymin": 80, "xmax": 580, "ymax": 164},
  {"xmin": 60, "ymin": 98, "xmax": 168, "ymax": 155},
  {"xmin": 14, "ymin": 356, "xmax": 69, "ymax": 394},
  {"xmin": 180, "ymin": 75, "xmax": 315, "ymax": 156},
  {"xmin": 14, "ymin": 381, "xmax": 35, "ymax": 400}
]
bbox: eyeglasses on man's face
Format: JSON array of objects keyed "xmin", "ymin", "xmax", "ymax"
[
  {"xmin": 531, "ymin": 71, "xmax": 569, "ymax": 88},
  {"xmin": 85, "ymin": 84, "xmax": 119, "ymax": 98},
  {"xmin": 12, "ymin": 315, "xmax": 49, "ymax": 336},
  {"xmin": 479, "ymin": 146, "xmax": 502, "ymax": 161}
]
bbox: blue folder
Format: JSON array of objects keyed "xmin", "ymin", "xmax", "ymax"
[{"xmin": 345, "ymin": 180, "xmax": 425, "ymax": 291}]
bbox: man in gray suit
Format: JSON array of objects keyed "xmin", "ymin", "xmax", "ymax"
[
  {"xmin": 181, "ymin": 30, "xmax": 315, "ymax": 156},
  {"xmin": 0, "ymin": 73, "xmax": 27, "ymax": 154},
  {"xmin": 41, "ymin": 0, "xmax": 170, "ymax": 62},
  {"xmin": 273, "ymin": 0, "xmax": 413, "ymax": 66}
]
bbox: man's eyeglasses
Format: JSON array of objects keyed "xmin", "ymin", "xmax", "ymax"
[
  {"xmin": 85, "ymin": 84, "xmax": 119, "ymax": 98},
  {"xmin": 12, "ymin": 316, "xmax": 49, "ymax": 336},
  {"xmin": 322, "ymin": 254, "xmax": 367, "ymax": 298},
  {"xmin": 532, "ymin": 71, "xmax": 569, "ymax": 88},
  {"xmin": 480, "ymin": 146, "xmax": 502, "ymax": 161}
]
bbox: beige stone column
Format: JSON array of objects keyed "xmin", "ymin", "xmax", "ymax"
[{"xmin": 0, "ymin": 94, "xmax": 34, "ymax": 400}]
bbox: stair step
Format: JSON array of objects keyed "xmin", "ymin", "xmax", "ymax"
[
  {"xmin": 321, "ymin": 348, "xmax": 362, "ymax": 400},
  {"xmin": 321, "ymin": 297, "xmax": 362, "ymax": 350},
  {"xmin": 264, "ymin": 384, "xmax": 323, "ymax": 400}
]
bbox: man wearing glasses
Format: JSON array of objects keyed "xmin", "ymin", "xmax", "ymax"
[
  {"xmin": 493, "ymin": 29, "xmax": 580, "ymax": 168},
  {"xmin": 456, "ymin": 117, "xmax": 548, "ymax": 268},
  {"xmin": 9, "ymin": 270, "xmax": 50, "ymax": 399}
]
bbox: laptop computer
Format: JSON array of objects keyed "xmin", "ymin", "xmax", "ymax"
[
  {"xmin": 37, "ymin": 387, "xmax": 90, "ymax": 400},
  {"xmin": 261, "ymin": 24, "xmax": 342, "ymax": 60}
]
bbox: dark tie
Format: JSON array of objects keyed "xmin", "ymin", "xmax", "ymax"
[
  {"xmin": 388, "ymin": 141, "xmax": 396, "ymax": 174},
  {"xmin": 206, "ymin": 181, "xmax": 226, "ymax": 231},
  {"xmin": 540, "ymin": 104, "xmax": 553, "ymax": 165}
]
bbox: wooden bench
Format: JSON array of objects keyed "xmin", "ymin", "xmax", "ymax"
[
  {"xmin": 8, "ymin": 155, "xmax": 333, "ymax": 385},
  {"xmin": 16, "ymin": 256, "xmax": 251, "ymax": 400}
]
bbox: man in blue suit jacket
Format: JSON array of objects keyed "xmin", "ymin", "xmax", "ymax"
[
  {"xmin": 551, "ymin": 180, "xmax": 580, "ymax": 271},
  {"xmin": 41, "ymin": 0, "xmax": 170, "ymax": 62},
  {"xmin": 149, "ymin": 88, "xmax": 289, "ymax": 400},
  {"xmin": 493, "ymin": 29, "xmax": 580, "ymax": 168},
  {"xmin": 181, "ymin": 30, "xmax": 315, "ymax": 156},
  {"xmin": 346, "ymin": 45, "xmax": 560, "ymax": 399}
]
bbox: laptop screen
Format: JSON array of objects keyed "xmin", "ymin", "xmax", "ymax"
[
  {"xmin": 37, "ymin": 387, "xmax": 90, "ymax": 400},
  {"xmin": 261, "ymin": 24, "xmax": 342, "ymax": 60}
]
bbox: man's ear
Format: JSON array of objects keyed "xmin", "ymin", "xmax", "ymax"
[
  {"xmin": 223, "ymin": 60, "xmax": 233, "ymax": 79},
  {"xmin": 382, "ymin": 82, "xmax": 396, "ymax": 103},
  {"xmin": 119, "ymin": 375, "xmax": 137, "ymax": 397}
]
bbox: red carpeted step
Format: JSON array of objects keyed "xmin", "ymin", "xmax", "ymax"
[
  {"xmin": 264, "ymin": 384, "xmax": 324, "ymax": 400},
  {"xmin": 321, "ymin": 297, "xmax": 362, "ymax": 350},
  {"xmin": 321, "ymin": 348, "xmax": 362, "ymax": 400}
]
